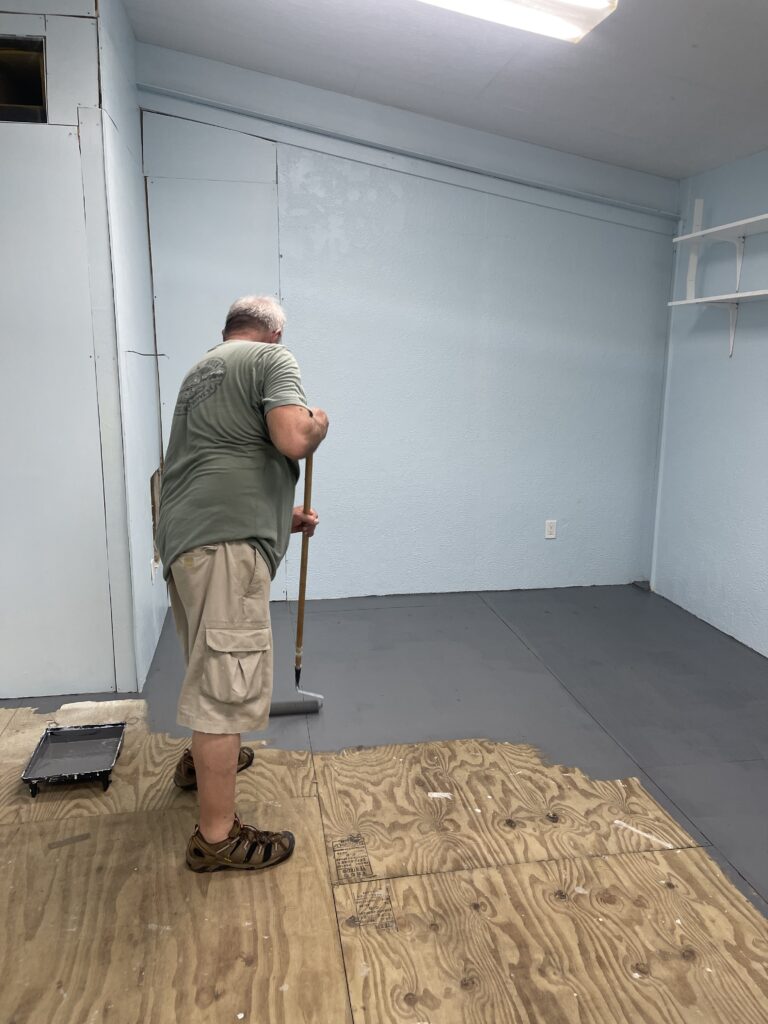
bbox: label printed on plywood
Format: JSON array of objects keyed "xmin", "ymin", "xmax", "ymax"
[
  {"xmin": 353, "ymin": 887, "xmax": 398, "ymax": 932},
  {"xmin": 333, "ymin": 834, "xmax": 374, "ymax": 882}
]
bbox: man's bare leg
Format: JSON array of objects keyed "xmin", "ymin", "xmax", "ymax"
[{"xmin": 191, "ymin": 731, "xmax": 240, "ymax": 843}]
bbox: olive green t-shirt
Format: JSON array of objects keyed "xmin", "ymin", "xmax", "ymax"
[{"xmin": 156, "ymin": 341, "xmax": 307, "ymax": 580}]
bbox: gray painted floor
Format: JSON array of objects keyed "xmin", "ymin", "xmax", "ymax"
[{"xmin": 3, "ymin": 585, "xmax": 766, "ymax": 916}]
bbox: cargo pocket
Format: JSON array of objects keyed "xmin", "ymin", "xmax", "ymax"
[{"xmin": 202, "ymin": 627, "xmax": 271, "ymax": 704}]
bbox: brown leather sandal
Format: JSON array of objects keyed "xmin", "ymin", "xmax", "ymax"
[{"xmin": 186, "ymin": 814, "xmax": 296, "ymax": 872}]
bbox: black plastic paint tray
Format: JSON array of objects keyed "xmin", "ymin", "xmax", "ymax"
[{"xmin": 21, "ymin": 723, "xmax": 126, "ymax": 798}]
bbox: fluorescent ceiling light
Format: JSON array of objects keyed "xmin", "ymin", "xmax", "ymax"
[{"xmin": 413, "ymin": 0, "xmax": 618, "ymax": 43}]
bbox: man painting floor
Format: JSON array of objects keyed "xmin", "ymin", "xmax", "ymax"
[{"xmin": 156, "ymin": 296, "xmax": 329, "ymax": 872}]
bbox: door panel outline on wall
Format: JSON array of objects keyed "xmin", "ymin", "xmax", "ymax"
[
  {"xmin": 144, "ymin": 173, "xmax": 280, "ymax": 451},
  {"xmin": 142, "ymin": 112, "xmax": 282, "ymax": 601},
  {"xmin": 142, "ymin": 176, "xmax": 168, "ymax": 462}
]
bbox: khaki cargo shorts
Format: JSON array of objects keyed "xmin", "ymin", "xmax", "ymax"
[{"xmin": 168, "ymin": 541, "xmax": 273, "ymax": 734}]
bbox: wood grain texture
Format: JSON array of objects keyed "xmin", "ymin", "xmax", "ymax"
[
  {"xmin": 3, "ymin": 721, "xmax": 763, "ymax": 1024},
  {"xmin": 0, "ymin": 731, "xmax": 316, "ymax": 824},
  {"xmin": 315, "ymin": 739, "xmax": 698, "ymax": 882},
  {"xmin": 0, "ymin": 708, "xmax": 19, "ymax": 740},
  {"xmin": 1, "ymin": 799, "xmax": 351, "ymax": 1024},
  {"xmin": 336, "ymin": 847, "xmax": 768, "ymax": 1024}
]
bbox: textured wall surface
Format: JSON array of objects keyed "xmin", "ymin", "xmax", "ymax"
[
  {"xmin": 277, "ymin": 146, "xmax": 673, "ymax": 600},
  {"xmin": 654, "ymin": 150, "xmax": 768, "ymax": 658}
]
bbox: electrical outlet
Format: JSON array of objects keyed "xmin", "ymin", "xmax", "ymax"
[{"xmin": 545, "ymin": 520, "xmax": 557, "ymax": 539}]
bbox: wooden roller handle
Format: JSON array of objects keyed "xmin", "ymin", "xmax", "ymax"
[{"xmin": 294, "ymin": 453, "xmax": 313, "ymax": 676}]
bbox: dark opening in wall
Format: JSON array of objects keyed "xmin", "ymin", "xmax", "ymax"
[{"xmin": 0, "ymin": 37, "xmax": 46, "ymax": 124}]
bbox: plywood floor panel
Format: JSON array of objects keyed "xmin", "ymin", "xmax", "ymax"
[
  {"xmin": 335, "ymin": 846, "xmax": 768, "ymax": 1024},
  {"xmin": 316, "ymin": 739, "xmax": 699, "ymax": 883},
  {"xmin": 0, "ymin": 733, "xmax": 316, "ymax": 824},
  {"xmin": 0, "ymin": 708, "xmax": 19, "ymax": 739},
  {"xmin": 2, "ymin": 713, "xmax": 764, "ymax": 1024},
  {"xmin": 0, "ymin": 799, "xmax": 351, "ymax": 1024}
]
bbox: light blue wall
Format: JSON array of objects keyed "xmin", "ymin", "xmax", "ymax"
[
  {"xmin": 138, "ymin": 49, "xmax": 676, "ymax": 603},
  {"xmin": 0, "ymin": 5, "xmax": 117, "ymax": 697},
  {"xmin": 100, "ymin": 0, "xmax": 168, "ymax": 686},
  {"xmin": 653, "ymin": 150, "xmax": 768, "ymax": 657},
  {"xmin": 277, "ymin": 146, "xmax": 673, "ymax": 599}
]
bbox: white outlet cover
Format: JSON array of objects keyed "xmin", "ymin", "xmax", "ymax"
[{"xmin": 545, "ymin": 520, "xmax": 557, "ymax": 539}]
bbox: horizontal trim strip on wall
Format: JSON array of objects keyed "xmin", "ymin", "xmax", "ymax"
[{"xmin": 138, "ymin": 92, "xmax": 677, "ymax": 238}]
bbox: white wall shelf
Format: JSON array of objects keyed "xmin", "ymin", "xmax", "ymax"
[
  {"xmin": 674, "ymin": 212, "xmax": 768, "ymax": 245},
  {"xmin": 669, "ymin": 289, "xmax": 768, "ymax": 307},
  {"xmin": 670, "ymin": 199, "xmax": 768, "ymax": 356}
]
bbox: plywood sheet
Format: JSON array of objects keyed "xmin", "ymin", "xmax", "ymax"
[
  {"xmin": 0, "ymin": 730, "xmax": 315, "ymax": 824},
  {"xmin": 336, "ymin": 846, "xmax": 768, "ymax": 1024},
  {"xmin": 315, "ymin": 739, "xmax": 698, "ymax": 882},
  {"xmin": 0, "ymin": 708, "xmax": 19, "ymax": 740},
  {"xmin": 1, "ymin": 800, "xmax": 351, "ymax": 1024}
]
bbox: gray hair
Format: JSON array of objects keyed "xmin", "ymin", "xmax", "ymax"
[{"xmin": 224, "ymin": 295, "xmax": 286, "ymax": 336}]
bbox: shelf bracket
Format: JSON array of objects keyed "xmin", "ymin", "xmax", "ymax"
[
  {"xmin": 725, "ymin": 235, "xmax": 745, "ymax": 357},
  {"xmin": 728, "ymin": 302, "xmax": 739, "ymax": 358},
  {"xmin": 733, "ymin": 235, "xmax": 745, "ymax": 291},
  {"xmin": 685, "ymin": 199, "xmax": 704, "ymax": 301}
]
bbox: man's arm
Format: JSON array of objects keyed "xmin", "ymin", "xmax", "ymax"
[{"xmin": 266, "ymin": 405, "xmax": 329, "ymax": 460}]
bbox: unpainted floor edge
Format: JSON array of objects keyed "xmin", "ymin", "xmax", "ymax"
[{"xmin": 4, "ymin": 706, "xmax": 766, "ymax": 916}]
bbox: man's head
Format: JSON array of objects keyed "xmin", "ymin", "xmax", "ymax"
[{"xmin": 223, "ymin": 296, "xmax": 286, "ymax": 344}]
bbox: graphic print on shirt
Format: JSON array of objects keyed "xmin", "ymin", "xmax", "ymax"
[{"xmin": 174, "ymin": 358, "xmax": 227, "ymax": 415}]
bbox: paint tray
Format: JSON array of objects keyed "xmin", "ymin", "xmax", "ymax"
[{"xmin": 21, "ymin": 723, "xmax": 125, "ymax": 798}]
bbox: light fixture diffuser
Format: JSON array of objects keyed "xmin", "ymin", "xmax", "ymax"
[{"xmin": 413, "ymin": 0, "xmax": 618, "ymax": 42}]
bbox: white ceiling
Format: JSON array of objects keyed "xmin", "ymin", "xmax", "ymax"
[{"xmin": 124, "ymin": 0, "xmax": 768, "ymax": 180}]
